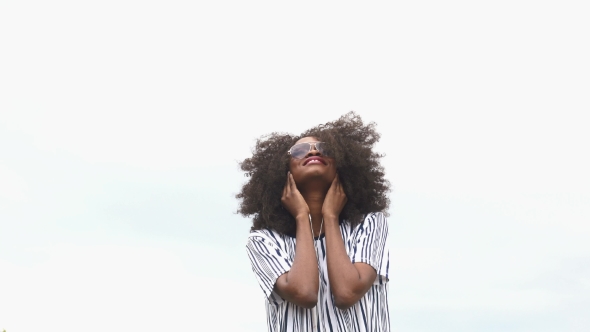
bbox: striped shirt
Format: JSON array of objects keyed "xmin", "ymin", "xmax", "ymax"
[{"xmin": 246, "ymin": 212, "xmax": 390, "ymax": 332}]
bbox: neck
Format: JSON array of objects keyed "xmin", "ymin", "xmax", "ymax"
[{"xmin": 300, "ymin": 190, "xmax": 327, "ymax": 237}]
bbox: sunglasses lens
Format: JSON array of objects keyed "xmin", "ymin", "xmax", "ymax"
[
  {"xmin": 315, "ymin": 142, "xmax": 328, "ymax": 156},
  {"xmin": 290, "ymin": 143, "xmax": 310, "ymax": 159},
  {"xmin": 289, "ymin": 142, "xmax": 330, "ymax": 159}
]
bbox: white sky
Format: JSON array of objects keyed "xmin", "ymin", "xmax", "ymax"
[{"xmin": 1, "ymin": 1, "xmax": 589, "ymax": 331}]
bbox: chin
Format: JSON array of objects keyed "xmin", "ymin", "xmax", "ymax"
[{"xmin": 294, "ymin": 170, "xmax": 335, "ymax": 187}]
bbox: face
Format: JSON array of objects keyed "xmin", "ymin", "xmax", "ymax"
[{"xmin": 288, "ymin": 137, "xmax": 337, "ymax": 189}]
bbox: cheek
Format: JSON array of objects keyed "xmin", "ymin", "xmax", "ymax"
[{"xmin": 288, "ymin": 160, "xmax": 302, "ymax": 179}]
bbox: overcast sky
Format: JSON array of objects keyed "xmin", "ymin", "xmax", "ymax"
[{"xmin": 1, "ymin": 1, "xmax": 589, "ymax": 332}]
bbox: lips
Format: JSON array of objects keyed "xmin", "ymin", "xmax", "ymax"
[{"xmin": 303, "ymin": 156, "xmax": 327, "ymax": 166}]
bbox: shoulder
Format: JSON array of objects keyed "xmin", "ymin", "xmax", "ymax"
[
  {"xmin": 338, "ymin": 212, "xmax": 388, "ymax": 242},
  {"xmin": 346, "ymin": 212, "xmax": 388, "ymax": 231},
  {"xmin": 247, "ymin": 228, "xmax": 291, "ymax": 249},
  {"xmin": 362, "ymin": 212, "xmax": 389, "ymax": 234},
  {"xmin": 364, "ymin": 212, "xmax": 388, "ymax": 226}
]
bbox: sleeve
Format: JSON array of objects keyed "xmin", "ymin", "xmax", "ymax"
[
  {"xmin": 350, "ymin": 212, "xmax": 390, "ymax": 281},
  {"xmin": 246, "ymin": 233, "xmax": 292, "ymax": 303}
]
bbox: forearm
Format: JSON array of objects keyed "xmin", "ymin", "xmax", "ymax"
[
  {"xmin": 275, "ymin": 215, "xmax": 319, "ymax": 307},
  {"xmin": 324, "ymin": 216, "xmax": 375, "ymax": 309},
  {"xmin": 285, "ymin": 217, "xmax": 319, "ymax": 291}
]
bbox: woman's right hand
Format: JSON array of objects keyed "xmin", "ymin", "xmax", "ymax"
[{"xmin": 281, "ymin": 172, "xmax": 310, "ymax": 220}]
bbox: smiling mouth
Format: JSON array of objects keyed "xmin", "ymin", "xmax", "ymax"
[{"xmin": 303, "ymin": 157, "xmax": 327, "ymax": 166}]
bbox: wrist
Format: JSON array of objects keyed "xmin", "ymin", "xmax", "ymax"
[
  {"xmin": 295, "ymin": 214, "xmax": 310, "ymax": 224},
  {"xmin": 322, "ymin": 214, "xmax": 339, "ymax": 223}
]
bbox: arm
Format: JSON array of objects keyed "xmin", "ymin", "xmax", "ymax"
[
  {"xmin": 273, "ymin": 172, "xmax": 319, "ymax": 308},
  {"xmin": 322, "ymin": 176, "xmax": 377, "ymax": 310},
  {"xmin": 324, "ymin": 216, "xmax": 376, "ymax": 310}
]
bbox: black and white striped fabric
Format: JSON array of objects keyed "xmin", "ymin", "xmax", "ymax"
[{"xmin": 246, "ymin": 212, "xmax": 390, "ymax": 332}]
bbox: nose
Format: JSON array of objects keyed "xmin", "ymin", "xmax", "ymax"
[{"xmin": 305, "ymin": 143, "xmax": 322, "ymax": 157}]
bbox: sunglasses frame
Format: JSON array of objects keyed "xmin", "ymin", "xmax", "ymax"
[{"xmin": 287, "ymin": 142, "xmax": 328, "ymax": 159}]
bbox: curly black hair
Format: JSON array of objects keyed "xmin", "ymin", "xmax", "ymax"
[{"xmin": 236, "ymin": 111, "xmax": 390, "ymax": 236}]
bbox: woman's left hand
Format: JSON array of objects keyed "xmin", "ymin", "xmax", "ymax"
[{"xmin": 322, "ymin": 175, "xmax": 348, "ymax": 220}]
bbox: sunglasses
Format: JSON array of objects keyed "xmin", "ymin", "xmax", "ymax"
[{"xmin": 287, "ymin": 142, "xmax": 330, "ymax": 159}]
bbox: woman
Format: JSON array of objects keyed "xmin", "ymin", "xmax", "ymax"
[{"xmin": 238, "ymin": 112, "xmax": 391, "ymax": 332}]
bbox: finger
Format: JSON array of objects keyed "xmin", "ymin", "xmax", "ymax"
[
  {"xmin": 282, "ymin": 172, "xmax": 289, "ymax": 196},
  {"xmin": 285, "ymin": 173, "xmax": 292, "ymax": 195},
  {"xmin": 329, "ymin": 174, "xmax": 337, "ymax": 189},
  {"xmin": 286, "ymin": 172, "xmax": 293, "ymax": 195},
  {"xmin": 333, "ymin": 174, "xmax": 340, "ymax": 190},
  {"xmin": 289, "ymin": 172, "xmax": 297, "ymax": 192},
  {"xmin": 336, "ymin": 175, "xmax": 345, "ymax": 194}
]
